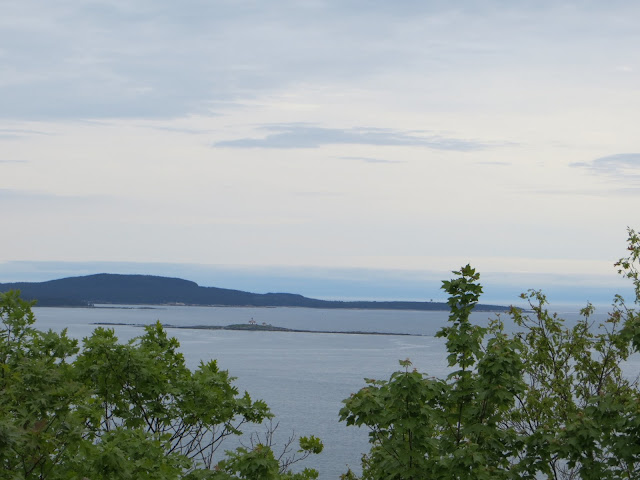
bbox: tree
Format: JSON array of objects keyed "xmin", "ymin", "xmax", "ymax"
[
  {"xmin": 341, "ymin": 228, "xmax": 640, "ymax": 479},
  {"xmin": 0, "ymin": 292, "xmax": 322, "ymax": 480},
  {"xmin": 0, "ymin": 291, "xmax": 96, "ymax": 480},
  {"xmin": 340, "ymin": 265, "xmax": 524, "ymax": 480},
  {"xmin": 502, "ymin": 290, "xmax": 640, "ymax": 479}
]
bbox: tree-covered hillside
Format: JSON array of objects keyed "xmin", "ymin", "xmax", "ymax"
[{"xmin": 0, "ymin": 273, "xmax": 509, "ymax": 311}]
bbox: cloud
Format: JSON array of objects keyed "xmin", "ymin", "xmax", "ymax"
[
  {"xmin": 0, "ymin": 160, "xmax": 28, "ymax": 164},
  {"xmin": 339, "ymin": 156, "xmax": 404, "ymax": 164},
  {"xmin": 2, "ymin": 1, "xmax": 441, "ymax": 120},
  {"xmin": 214, "ymin": 124, "xmax": 487, "ymax": 150},
  {"xmin": 530, "ymin": 187, "xmax": 640, "ymax": 198},
  {"xmin": 571, "ymin": 153, "xmax": 640, "ymax": 183},
  {"xmin": 0, "ymin": 127, "xmax": 53, "ymax": 139},
  {"xmin": 293, "ymin": 191, "xmax": 344, "ymax": 198},
  {"xmin": 478, "ymin": 161, "xmax": 511, "ymax": 166},
  {"xmin": 614, "ymin": 187, "xmax": 640, "ymax": 195},
  {"xmin": 7, "ymin": 1, "xmax": 628, "ymax": 120},
  {"xmin": 0, "ymin": 188, "xmax": 117, "ymax": 206},
  {"xmin": 0, "ymin": 127, "xmax": 51, "ymax": 135},
  {"xmin": 144, "ymin": 125, "xmax": 216, "ymax": 135}
]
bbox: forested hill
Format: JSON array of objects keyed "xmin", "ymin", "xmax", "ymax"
[{"xmin": 0, "ymin": 273, "xmax": 510, "ymax": 311}]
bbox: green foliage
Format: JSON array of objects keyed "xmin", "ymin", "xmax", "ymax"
[
  {"xmin": 341, "ymin": 265, "xmax": 524, "ymax": 480},
  {"xmin": 0, "ymin": 292, "xmax": 322, "ymax": 479},
  {"xmin": 616, "ymin": 227, "xmax": 640, "ymax": 303},
  {"xmin": 503, "ymin": 288, "xmax": 640, "ymax": 479},
  {"xmin": 0, "ymin": 291, "xmax": 90, "ymax": 480},
  {"xmin": 73, "ymin": 321, "xmax": 275, "ymax": 471},
  {"xmin": 341, "ymin": 229, "xmax": 640, "ymax": 479}
]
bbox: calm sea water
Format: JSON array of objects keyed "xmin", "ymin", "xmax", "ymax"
[{"xmin": 31, "ymin": 305, "xmax": 637, "ymax": 479}]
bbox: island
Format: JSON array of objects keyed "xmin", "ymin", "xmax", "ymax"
[{"xmin": 93, "ymin": 321, "xmax": 420, "ymax": 336}]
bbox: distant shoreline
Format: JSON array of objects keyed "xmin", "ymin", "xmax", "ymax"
[
  {"xmin": 2, "ymin": 273, "xmax": 512, "ymax": 312},
  {"xmin": 93, "ymin": 322, "xmax": 423, "ymax": 336},
  {"xmin": 37, "ymin": 303, "xmax": 514, "ymax": 313}
]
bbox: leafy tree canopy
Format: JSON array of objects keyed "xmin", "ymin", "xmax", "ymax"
[
  {"xmin": 0, "ymin": 293, "xmax": 322, "ymax": 480},
  {"xmin": 341, "ymin": 228, "xmax": 640, "ymax": 480}
]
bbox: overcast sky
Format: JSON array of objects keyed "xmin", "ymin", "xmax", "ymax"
[{"xmin": 1, "ymin": 1, "xmax": 639, "ymax": 304}]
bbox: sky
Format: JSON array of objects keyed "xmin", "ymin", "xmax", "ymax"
[{"xmin": 1, "ymin": 0, "xmax": 639, "ymax": 306}]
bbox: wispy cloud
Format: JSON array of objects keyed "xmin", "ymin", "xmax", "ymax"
[
  {"xmin": 571, "ymin": 153, "xmax": 640, "ymax": 183},
  {"xmin": 2, "ymin": 2, "xmax": 638, "ymax": 121},
  {"xmin": 478, "ymin": 161, "xmax": 511, "ymax": 166},
  {"xmin": 339, "ymin": 156, "xmax": 404, "ymax": 164},
  {"xmin": 0, "ymin": 2, "xmax": 461, "ymax": 120},
  {"xmin": 145, "ymin": 125, "xmax": 215, "ymax": 135},
  {"xmin": 0, "ymin": 128, "xmax": 52, "ymax": 138},
  {"xmin": 293, "ymin": 190, "xmax": 344, "ymax": 198},
  {"xmin": 214, "ymin": 124, "xmax": 487, "ymax": 150},
  {"xmin": 0, "ymin": 188, "xmax": 116, "ymax": 205},
  {"xmin": 531, "ymin": 187, "xmax": 640, "ymax": 197}
]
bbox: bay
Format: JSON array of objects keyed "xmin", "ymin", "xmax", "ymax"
[{"xmin": 31, "ymin": 304, "xmax": 633, "ymax": 479}]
